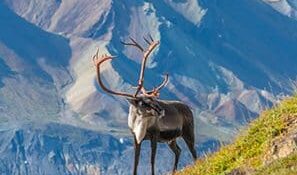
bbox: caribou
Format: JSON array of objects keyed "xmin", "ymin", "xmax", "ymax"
[{"xmin": 93, "ymin": 36, "xmax": 197, "ymax": 175}]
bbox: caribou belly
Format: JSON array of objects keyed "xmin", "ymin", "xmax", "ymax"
[
  {"xmin": 157, "ymin": 115, "xmax": 183, "ymax": 132},
  {"xmin": 159, "ymin": 129, "xmax": 182, "ymax": 141}
]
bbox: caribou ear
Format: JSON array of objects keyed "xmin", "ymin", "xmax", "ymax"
[{"xmin": 126, "ymin": 97, "xmax": 138, "ymax": 106}]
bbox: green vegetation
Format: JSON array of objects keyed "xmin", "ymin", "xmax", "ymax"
[
  {"xmin": 255, "ymin": 152, "xmax": 297, "ymax": 175},
  {"xmin": 178, "ymin": 96, "xmax": 297, "ymax": 175}
]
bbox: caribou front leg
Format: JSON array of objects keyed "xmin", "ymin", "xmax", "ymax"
[
  {"xmin": 150, "ymin": 137, "xmax": 157, "ymax": 175},
  {"xmin": 133, "ymin": 134, "xmax": 142, "ymax": 175}
]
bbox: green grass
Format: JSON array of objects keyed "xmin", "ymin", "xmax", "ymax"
[
  {"xmin": 255, "ymin": 152, "xmax": 297, "ymax": 175},
  {"xmin": 178, "ymin": 96, "xmax": 297, "ymax": 175}
]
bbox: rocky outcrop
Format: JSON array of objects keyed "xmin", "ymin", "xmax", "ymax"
[{"xmin": 263, "ymin": 115, "xmax": 297, "ymax": 165}]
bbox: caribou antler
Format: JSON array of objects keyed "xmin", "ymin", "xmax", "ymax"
[
  {"xmin": 93, "ymin": 49, "xmax": 136, "ymax": 98},
  {"xmin": 121, "ymin": 35, "xmax": 167, "ymax": 97},
  {"xmin": 94, "ymin": 35, "xmax": 169, "ymax": 99}
]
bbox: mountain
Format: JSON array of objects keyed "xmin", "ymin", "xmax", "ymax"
[
  {"xmin": 178, "ymin": 95, "xmax": 297, "ymax": 175},
  {"xmin": 264, "ymin": 0, "xmax": 297, "ymax": 19},
  {"xmin": 0, "ymin": 2, "xmax": 72, "ymax": 122},
  {"xmin": 0, "ymin": 122, "xmax": 125, "ymax": 175},
  {"xmin": 0, "ymin": 0, "xmax": 297, "ymax": 174}
]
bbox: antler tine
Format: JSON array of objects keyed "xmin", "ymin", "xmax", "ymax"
[
  {"xmin": 154, "ymin": 73, "xmax": 169, "ymax": 91},
  {"xmin": 148, "ymin": 34, "xmax": 154, "ymax": 42},
  {"xmin": 145, "ymin": 74, "xmax": 169, "ymax": 97},
  {"xmin": 143, "ymin": 36, "xmax": 151, "ymax": 45},
  {"xmin": 129, "ymin": 37, "xmax": 144, "ymax": 50},
  {"xmin": 93, "ymin": 51, "xmax": 135, "ymax": 98},
  {"xmin": 120, "ymin": 37, "xmax": 144, "ymax": 52},
  {"xmin": 92, "ymin": 48, "xmax": 100, "ymax": 65}
]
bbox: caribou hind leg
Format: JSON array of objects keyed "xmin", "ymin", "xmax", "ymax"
[
  {"xmin": 183, "ymin": 136, "xmax": 197, "ymax": 160},
  {"xmin": 182, "ymin": 127, "xmax": 197, "ymax": 160},
  {"xmin": 168, "ymin": 140, "xmax": 181, "ymax": 174}
]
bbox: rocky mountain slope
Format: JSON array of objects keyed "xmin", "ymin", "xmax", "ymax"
[{"xmin": 0, "ymin": 0, "xmax": 297, "ymax": 174}]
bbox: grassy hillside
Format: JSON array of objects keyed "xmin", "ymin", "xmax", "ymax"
[{"xmin": 178, "ymin": 95, "xmax": 297, "ymax": 175}]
